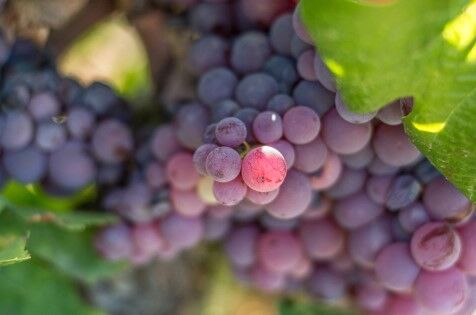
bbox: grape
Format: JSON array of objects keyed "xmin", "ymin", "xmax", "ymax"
[
  {"xmin": 322, "ymin": 109, "xmax": 372, "ymax": 155},
  {"xmin": 297, "ymin": 49, "xmax": 317, "ymax": 80},
  {"xmin": 377, "ymin": 99, "xmax": 403, "ymax": 125},
  {"xmin": 0, "ymin": 110, "xmax": 34, "ymax": 150},
  {"xmin": 213, "ymin": 177, "xmax": 248, "ymax": 206},
  {"xmin": 308, "ymin": 267, "xmax": 347, "ymax": 300},
  {"xmin": 92, "ymin": 119, "xmax": 133, "ymax": 164},
  {"xmin": 193, "ymin": 143, "xmax": 218, "ymax": 175},
  {"xmin": 95, "ymin": 224, "xmax": 133, "ymax": 261},
  {"xmin": 3, "ymin": 146, "xmax": 46, "ymax": 183},
  {"xmin": 252, "ymin": 111, "xmax": 283, "ymax": 144},
  {"xmin": 171, "ymin": 188, "xmax": 207, "ymax": 217},
  {"xmin": 269, "ymin": 14, "xmax": 293, "ymax": 55},
  {"xmin": 366, "ymin": 175, "xmax": 394, "ymax": 205},
  {"xmin": 290, "ymin": 33, "xmax": 312, "ymax": 59},
  {"xmin": 292, "ymin": 5, "xmax": 313, "ymax": 44},
  {"xmin": 205, "ymin": 146, "xmax": 241, "ymax": 182},
  {"xmin": 188, "ymin": 35, "xmax": 228, "ymax": 75},
  {"xmin": 235, "ymin": 73, "xmax": 278, "ymax": 110},
  {"xmin": 423, "ymin": 177, "xmax": 472, "ymax": 221},
  {"xmin": 211, "ymin": 99, "xmax": 240, "ymax": 123},
  {"xmin": 189, "ymin": 2, "xmax": 233, "ymax": 34},
  {"xmin": 131, "ymin": 223, "xmax": 164, "ymax": 264},
  {"xmin": 35, "ymin": 121, "xmax": 67, "ymax": 152},
  {"xmin": 144, "ymin": 162, "xmax": 166, "ymax": 189},
  {"xmin": 386, "ymin": 175, "xmax": 422, "ymax": 210},
  {"xmin": 269, "ymin": 139, "xmax": 296, "ymax": 169},
  {"xmin": 313, "ymin": 53, "xmax": 336, "ymax": 92},
  {"xmin": 224, "ymin": 225, "xmax": 258, "ymax": 267},
  {"xmin": 160, "ymin": 213, "xmax": 204, "ymax": 250},
  {"xmin": 246, "ymin": 188, "xmax": 279, "ymax": 205},
  {"xmin": 292, "ymin": 80, "xmax": 335, "ymax": 115},
  {"xmin": 204, "ymin": 216, "xmax": 230, "ymax": 241},
  {"xmin": 233, "ymin": 108, "xmax": 259, "ymax": 142},
  {"xmin": 267, "ymin": 94, "xmax": 295, "ymax": 115},
  {"xmin": 413, "ymin": 158, "xmax": 441, "ymax": 184},
  {"xmin": 27, "ymin": 92, "xmax": 60, "ymax": 121},
  {"xmin": 398, "ymin": 202, "xmax": 430, "ymax": 233},
  {"xmin": 326, "ymin": 167, "xmax": 367, "ymax": 199},
  {"xmin": 386, "ymin": 295, "xmax": 425, "ymax": 315},
  {"xmin": 263, "ymin": 55, "xmax": 298, "ymax": 93},
  {"xmin": 302, "ymin": 194, "xmax": 332, "ymax": 220},
  {"xmin": 251, "ymin": 264, "xmax": 285, "ymax": 292},
  {"xmin": 391, "ymin": 217, "xmax": 411, "ymax": 242},
  {"xmin": 241, "ymin": 146, "xmax": 287, "ymax": 192},
  {"xmin": 48, "ymin": 144, "xmax": 96, "ymax": 191},
  {"xmin": 356, "ymin": 283, "xmax": 388, "ymax": 312},
  {"xmin": 257, "ymin": 231, "xmax": 303, "ymax": 273},
  {"xmin": 207, "ymin": 204, "xmax": 233, "ymax": 219},
  {"xmin": 198, "ymin": 68, "xmax": 237, "ymax": 106},
  {"xmin": 414, "ymin": 268, "xmax": 468, "ymax": 314},
  {"xmin": 166, "ymin": 152, "xmax": 200, "ymax": 190},
  {"xmin": 231, "ymin": 31, "xmax": 271, "ymax": 74},
  {"xmin": 375, "ymin": 243, "xmax": 420, "ymax": 292},
  {"xmin": 373, "ymin": 124, "xmax": 420, "ymax": 167},
  {"xmin": 259, "ymin": 213, "xmax": 298, "ymax": 231},
  {"xmin": 410, "ymin": 222, "xmax": 462, "ymax": 271},
  {"xmin": 289, "ymin": 255, "xmax": 312, "ymax": 280},
  {"xmin": 82, "ymin": 82, "xmax": 118, "ymax": 115},
  {"xmin": 176, "ymin": 103, "xmax": 210, "ymax": 150},
  {"xmin": 238, "ymin": 0, "xmax": 290, "ymax": 26},
  {"xmin": 283, "ymin": 106, "xmax": 320, "ymax": 145},
  {"xmin": 299, "ymin": 217, "xmax": 344, "ymax": 260},
  {"xmin": 335, "ymin": 93, "xmax": 376, "ymax": 124},
  {"xmin": 266, "ymin": 170, "xmax": 312, "ymax": 219},
  {"xmin": 66, "ymin": 107, "xmax": 95, "ymax": 139},
  {"xmin": 334, "ymin": 192, "xmax": 384, "ymax": 230},
  {"xmin": 348, "ymin": 217, "xmax": 392, "ymax": 268},
  {"xmin": 341, "ymin": 144, "xmax": 374, "ymax": 170},
  {"xmin": 293, "ymin": 137, "xmax": 328, "ymax": 173},
  {"xmin": 215, "ymin": 117, "xmax": 247, "ymax": 147},
  {"xmin": 457, "ymin": 221, "xmax": 476, "ymax": 275},
  {"xmin": 113, "ymin": 183, "xmax": 153, "ymax": 222},
  {"xmin": 309, "ymin": 152, "xmax": 343, "ymax": 190},
  {"xmin": 368, "ymin": 157, "xmax": 399, "ymax": 176},
  {"xmin": 203, "ymin": 123, "xmax": 218, "ymax": 144},
  {"xmin": 150, "ymin": 125, "xmax": 181, "ymax": 161}
]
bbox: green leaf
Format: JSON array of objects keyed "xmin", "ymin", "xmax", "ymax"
[
  {"xmin": 0, "ymin": 234, "xmax": 30, "ymax": 266},
  {"xmin": 0, "ymin": 258, "xmax": 105, "ymax": 315},
  {"xmin": 279, "ymin": 299, "xmax": 358, "ymax": 315},
  {"xmin": 300, "ymin": 0, "xmax": 476, "ymax": 201}
]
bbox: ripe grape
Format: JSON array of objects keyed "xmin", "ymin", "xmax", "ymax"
[
  {"xmin": 283, "ymin": 106, "xmax": 320, "ymax": 145},
  {"xmin": 205, "ymin": 146, "xmax": 242, "ymax": 182}
]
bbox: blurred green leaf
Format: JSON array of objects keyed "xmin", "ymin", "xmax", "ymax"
[
  {"xmin": 300, "ymin": 0, "xmax": 476, "ymax": 202},
  {"xmin": 279, "ymin": 299, "xmax": 358, "ymax": 315},
  {"xmin": 0, "ymin": 258, "xmax": 105, "ymax": 315},
  {"xmin": 0, "ymin": 234, "xmax": 30, "ymax": 266}
]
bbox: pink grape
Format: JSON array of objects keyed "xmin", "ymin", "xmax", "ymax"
[
  {"xmin": 309, "ymin": 152, "xmax": 343, "ymax": 190},
  {"xmin": 297, "ymin": 49, "xmax": 317, "ymax": 80},
  {"xmin": 457, "ymin": 221, "xmax": 476, "ymax": 275},
  {"xmin": 205, "ymin": 146, "xmax": 242, "ymax": 182},
  {"xmin": 356, "ymin": 283, "xmax": 388, "ymax": 312},
  {"xmin": 299, "ymin": 217, "xmax": 344, "ymax": 260},
  {"xmin": 171, "ymin": 188, "xmax": 207, "ymax": 217},
  {"xmin": 410, "ymin": 222, "xmax": 462, "ymax": 271},
  {"xmin": 269, "ymin": 139, "xmax": 296, "ymax": 169},
  {"xmin": 373, "ymin": 124, "xmax": 420, "ymax": 167},
  {"xmin": 213, "ymin": 176, "xmax": 248, "ymax": 206},
  {"xmin": 386, "ymin": 295, "xmax": 425, "ymax": 315},
  {"xmin": 283, "ymin": 106, "xmax": 320, "ymax": 145},
  {"xmin": 251, "ymin": 264, "xmax": 286, "ymax": 292},
  {"xmin": 166, "ymin": 152, "xmax": 200, "ymax": 190},
  {"xmin": 293, "ymin": 137, "xmax": 328, "ymax": 173},
  {"xmin": 246, "ymin": 188, "xmax": 279, "ymax": 205},
  {"xmin": 193, "ymin": 143, "xmax": 218, "ymax": 175},
  {"xmin": 241, "ymin": 146, "xmax": 287, "ymax": 192},
  {"xmin": 257, "ymin": 231, "xmax": 303, "ymax": 273}
]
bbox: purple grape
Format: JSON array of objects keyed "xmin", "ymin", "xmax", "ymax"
[
  {"xmin": 188, "ymin": 35, "xmax": 228, "ymax": 75},
  {"xmin": 238, "ymin": 0, "xmax": 290, "ymax": 27},
  {"xmin": 335, "ymin": 93, "xmax": 376, "ymax": 124},
  {"xmin": 257, "ymin": 231, "xmax": 303, "ymax": 273},
  {"xmin": 252, "ymin": 111, "xmax": 283, "ymax": 144},
  {"xmin": 95, "ymin": 224, "xmax": 133, "ymax": 261},
  {"xmin": 205, "ymin": 146, "xmax": 241, "ymax": 182},
  {"xmin": 266, "ymin": 170, "xmax": 312, "ymax": 219},
  {"xmin": 293, "ymin": 137, "xmax": 328, "ymax": 173},
  {"xmin": 215, "ymin": 117, "xmax": 247, "ymax": 147},
  {"xmin": 269, "ymin": 139, "xmax": 296, "ymax": 169},
  {"xmin": 267, "ymin": 94, "xmax": 295, "ymax": 115},
  {"xmin": 92, "ymin": 119, "xmax": 133, "ymax": 164},
  {"xmin": 211, "ymin": 99, "xmax": 240, "ymax": 123},
  {"xmin": 82, "ymin": 82, "xmax": 118, "ymax": 115},
  {"xmin": 0, "ymin": 110, "xmax": 34, "ymax": 150},
  {"xmin": 251, "ymin": 264, "xmax": 285, "ymax": 293},
  {"xmin": 457, "ymin": 221, "xmax": 476, "ymax": 275},
  {"xmin": 282, "ymin": 106, "xmax": 320, "ymax": 145},
  {"xmin": 144, "ymin": 161, "xmax": 166, "ymax": 189},
  {"xmin": 27, "ymin": 92, "xmax": 60, "ymax": 121},
  {"xmin": 66, "ymin": 107, "xmax": 95, "ymax": 139},
  {"xmin": 326, "ymin": 167, "xmax": 367, "ymax": 199},
  {"xmin": 398, "ymin": 202, "xmax": 430, "ymax": 233},
  {"xmin": 297, "ymin": 49, "xmax": 317, "ymax": 81},
  {"xmin": 213, "ymin": 176, "xmax": 248, "ymax": 206},
  {"xmin": 341, "ymin": 144, "xmax": 375, "ymax": 170},
  {"xmin": 413, "ymin": 158, "xmax": 441, "ymax": 184},
  {"xmin": 246, "ymin": 188, "xmax": 279, "ymax": 205},
  {"xmin": 355, "ymin": 283, "xmax": 388, "ymax": 312},
  {"xmin": 309, "ymin": 152, "xmax": 343, "ymax": 191},
  {"xmin": 290, "ymin": 33, "xmax": 312, "ymax": 59},
  {"xmin": 386, "ymin": 175, "xmax": 422, "ymax": 210},
  {"xmin": 35, "ymin": 121, "xmax": 67, "ymax": 152},
  {"xmin": 292, "ymin": 5, "xmax": 313, "ymax": 44},
  {"xmin": 235, "ymin": 73, "xmax": 278, "ymax": 110},
  {"xmin": 313, "ymin": 53, "xmax": 336, "ymax": 92},
  {"xmin": 149, "ymin": 125, "xmax": 181, "ymax": 161},
  {"xmin": 269, "ymin": 14, "xmax": 293, "ymax": 55},
  {"xmin": 193, "ymin": 143, "xmax": 218, "ymax": 175},
  {"xmin": 299, "ymin": 217, "xmax": 344, "ymax": 260},
  {"xmin": 233, "ymin": 108, "xmax": 259, "ymax": 142},
  {"xmin": 375, "ymin": 242, "xmax": 420, "ymax": 292},
  {"xmin": 231, "ymin": 31, "xmax": 271, "ymax": 74},
  {"xmin": 368, "ymin": 157, "xmax": 399, "ymax": 176},
  {"xmin": 373, "ymin": 124, "xmax": 420, "ymax": 167},
  {"xmin": 166, "ymin": 152, "xmax": 200, "ymax": 190},
  {"xmin": 204, "ymin": 216, "xmax": 230, "ymax": 241},
  {"xmin": 111, "ymin": 183, "xmax": 152, "ymax": 222},
  {"xmin": 176, "ymin": 103, "xmax": 209, "ymax": 150},
  {"xmin": 160, "ymin": 213, "xmax": 204, "ymax": 250},
  {"xmin": 259, "ymin": 213, "xmax": 298, "ymax": 231},
  {"xmin": 377, "ymin": 99, "xmax": 403, "ymax": 126},
  {"xmin": 334, "ymin": 192, "xmax": 384, "ymax": 230},
  {"xmin": 224, "ymin": 225, "xmax": 258, "ymax": 267},
  {"xmin": 308, "ymin": 267, "xmax": 347, "ymax": 300},
  {"xmin": 263, "ymin": 55, "xmax": 298, "ymax": 93},
  {"xmin": 3, "ymin": 146, "xmax": 46, "ymax": 183},
  {"xmin": 198, "ymin": 68, "xmax": 238, "ymax": 107},
  {"xmin": 171, "ymin": 188, "xmax": 207, "ymax": 217},
  {"xmin": 366, "ymin": 175, "xmax": 394, "ymax": 205},
  {"xmin": 131, "ymin": 222, "xmax": 164, "ymax": 265},
  {"xmin": 203, "ymin": 123, "xmax": 218, "ymax": 144},
  {"xmin": 292, "ymin": 80, "xmax": 335, "ymax": 115}
]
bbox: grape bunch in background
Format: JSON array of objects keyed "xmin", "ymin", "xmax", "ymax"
[{"xmin": 0, "ymin": 37, "xmax": 134, "ymax": 196}]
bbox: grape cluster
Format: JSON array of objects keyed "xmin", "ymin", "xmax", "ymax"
[
  {"xmin": 9, "ymin": 1, "xmax": 467, "ymax": 314},
  {"xmin": 0, "ymin": 38, "xmax": 134, "ymax": 196}
]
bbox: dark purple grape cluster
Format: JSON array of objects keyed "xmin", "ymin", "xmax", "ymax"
[
  {"xmin": 16, "ymin": 1, "xmax": 468, "ymax": 314},
  {"xmin": 0, "ymin": 38, "xmax": 134, "ymax": 196}
]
